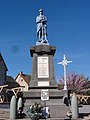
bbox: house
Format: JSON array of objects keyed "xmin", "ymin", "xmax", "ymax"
[
  {"xmin": 15, "ymin": 72, "xmax": 31, "ymax": 91},
  {"xmin": 0, "ymin": 53, "xmax": 8, "ymax": 85}
]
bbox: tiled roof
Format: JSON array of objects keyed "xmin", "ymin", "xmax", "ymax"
[{"xmin": 0, "ymin": 53, "xmax": 8, "ymax": 71}]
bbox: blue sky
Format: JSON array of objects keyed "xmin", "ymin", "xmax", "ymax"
[{"xmin": 0, "ymin": 0, "xmax": 90, "ymax": 82}]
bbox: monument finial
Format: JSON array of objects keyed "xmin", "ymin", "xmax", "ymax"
[{"xmin": 36, "ymin": 9, "xmax": 49, "ymax": 45}]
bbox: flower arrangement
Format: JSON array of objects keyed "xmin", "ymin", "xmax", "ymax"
[{"xmin": 26, "ymin": 102, "xmax": 44, "ymax": 120}]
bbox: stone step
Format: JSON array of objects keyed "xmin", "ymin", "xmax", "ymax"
[
  {"xmin": 0, "ymin": 110, "xmax": 10, "ymax": 119},
  {"xmin": 0, "ymin": 109, "xmax": 83, "ymax": 120},
  {"xmin": 83, "ymin": 115, "xmax": 90, "ymax": 120},
  {"xmin": 1, "ymin": 104, "xmax": 90, "ymax": 120}
]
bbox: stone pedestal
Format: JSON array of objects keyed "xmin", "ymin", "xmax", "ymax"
[
  {"xmin": 29, "ymin": 45, "xmax": 57, "ymax": 89},
  {"xmin": 23, "ymin": 45, "xmax": 69, "ymax": 118}
]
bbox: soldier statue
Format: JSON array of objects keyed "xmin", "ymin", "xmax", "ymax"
[{"xmin": 36, "ymin": 9, "xmax": 48, "ymax": 44}]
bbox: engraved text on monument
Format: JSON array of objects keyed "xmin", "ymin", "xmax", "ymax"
[{"xmin": 37, "ymin": 57, "xmax": 49, "ymax": 78}]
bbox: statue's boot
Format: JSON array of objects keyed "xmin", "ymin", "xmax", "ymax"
[{"xmin": 43, "ymin": 40, "xmax": 48, "ymax": 43}]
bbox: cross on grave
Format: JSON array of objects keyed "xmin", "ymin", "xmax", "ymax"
[{"xmin": 57, "ymin": 54, "xmax": 72, "ymax": 90}]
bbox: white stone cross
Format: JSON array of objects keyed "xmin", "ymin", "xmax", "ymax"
[{"xmin": 57, "ymin": 54, "xmax": 72, "ymax": 90}]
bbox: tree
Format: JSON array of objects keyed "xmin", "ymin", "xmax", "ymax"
[{"xmin": 58, "ymin": 72, "xmax": 90, "ymax": 95}]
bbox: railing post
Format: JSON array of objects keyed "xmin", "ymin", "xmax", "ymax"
[
  {"xmin": 71, "ymin": 93, "xmax": 79, "ymax": 119},
  {"xmin": 10, "ymin": 95, "xmax": 17, "ymax": 119},
  {"xmin": 17, "ymin": 97, "xmax": 23, "ymax": 111}
]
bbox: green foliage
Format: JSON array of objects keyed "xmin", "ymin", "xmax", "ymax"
[
  {"xmin": 85, "ymin": 90, "xmax": 90, "ymax": 95},
  {"xmin": 58, "ymin": 83, "xmax": 64, "ymax": 90}
]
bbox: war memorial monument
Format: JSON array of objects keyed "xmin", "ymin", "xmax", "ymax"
[{"xmin": 23, "ymin": 9, "xmax": 69, "ymax": 118}]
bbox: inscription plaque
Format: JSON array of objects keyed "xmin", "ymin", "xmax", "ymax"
[
  {"xmin": 41, "ymin": 89, "xmax": 49, "ymax": 101},
  {"xmin": 37, "ymin": 56, "xmax": 49, "ymax": 78},
  {"xmin": 38, "ymin": 81, "xmax": 49, "ymax": 87}
]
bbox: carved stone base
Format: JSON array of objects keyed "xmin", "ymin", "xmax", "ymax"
[
  {"xmin": 24, "ymin": 45, "xmax": 69, "ymax": 118},
  {"xmin": 23, "ymin": 90, "xmax": 69, "ymax": 118},
  {"xmin": 36, "ymin": 40, "xmax": 49, "ymax": 46},
  {"xmin": 29, "ymin": 45, "xmax": 57, "ymax": 88}
]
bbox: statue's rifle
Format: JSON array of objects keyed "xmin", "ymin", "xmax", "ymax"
[{"xmin": 41, "ymin": 20, "xmax": 44, "ymax": 41}]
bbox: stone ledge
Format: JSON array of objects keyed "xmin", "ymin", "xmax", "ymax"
[{"xmin": 30, "ymin": 45, "xmax": 56, "ymax": 57}]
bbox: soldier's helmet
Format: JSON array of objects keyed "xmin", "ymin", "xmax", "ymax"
[{"xmin": 39, "ymin": 9, "xmax": 43, "ymax": 13}]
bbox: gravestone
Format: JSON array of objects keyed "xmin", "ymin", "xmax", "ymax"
[{"xmin": 23, "ymin": 9, "xmax": 69, "ymax": 118}]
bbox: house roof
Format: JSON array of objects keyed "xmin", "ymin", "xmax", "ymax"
[
  {"xmin": 6, "ymin": 76, "xmax": 16, "ymax": 82},
  {"xmin": 6, "ymin": 76, "xmax": 20, "ymax": 89},
  {"xmin": 0, "ymin": 53, "xmax": 8, "ymax": 71},
  {"xmin": 15, "ymin": 72, "xmax": 31, "ymax": 85}
]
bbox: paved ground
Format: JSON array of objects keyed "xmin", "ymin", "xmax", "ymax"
[
  {"xmin": 0, "ymin": 104, "xmax": 90, "ymax": 120},
  {"xmin": 79, "ymin": 105, "xmax": 90, "ymax": 113}
]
